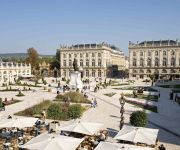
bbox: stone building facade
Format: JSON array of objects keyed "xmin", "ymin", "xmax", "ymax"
[
  {"xmin": 58, "ymin": 43, "xmax": 126, "ymax": 79},
  {"xmin": 0, "ymin": 62, "xmax": 31, "ymax": 83},
  {"xmin": 129, "ymin": 40, "xmax": 180, "ymax": 79}
]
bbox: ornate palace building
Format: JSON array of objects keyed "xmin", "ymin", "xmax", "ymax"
[
  {"xmin": 0, "ymin": 62, "xmax": 31, "ymax": 83},
  {"xmin": 59, "ymin": 43, "xmax": 126, "ymax": 79},
  {"xmin": 129, "ymin": 40, "xmax": 180, "ymax": 79}
]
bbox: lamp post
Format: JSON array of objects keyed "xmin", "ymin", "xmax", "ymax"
[{"xmin": 119, "ymin": 93, "xmax": 125, "ymax": 130}]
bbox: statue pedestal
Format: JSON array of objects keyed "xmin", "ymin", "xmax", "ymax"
[{"xmin": 69, "ymin": 71, "xmax": 83, "ymax": 90}]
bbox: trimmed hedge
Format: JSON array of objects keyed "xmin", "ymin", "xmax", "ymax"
[
  {"xmin": 68, "ymin": 104, "xmax": 83, "ymax": 119},
  {"xmin": 130, "ymin": 111, "xmax": 147, "ymax": 127}
]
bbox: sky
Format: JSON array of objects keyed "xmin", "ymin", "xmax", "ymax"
[{"xmin": 0, "ymin": 0, "xmax": 180, "ymax": 55}]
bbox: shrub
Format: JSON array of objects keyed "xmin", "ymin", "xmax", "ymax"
[
  {"xmin": 0, "ymin": 98, "xmax": 3, "ymax": 108},
  {"xmin": 68, "ymin": 104, "xmax": 82, "ymax": 119},
  {"xmin": 64, "ymin": 92, "xmax": 90, "ymax": 103},
  {"xmin": 47, "ymin": 103, "xmax": 65, "ymax": 120},
  {"xmin": 130, "ymin": 111, "xmax": 147, "ymax": 127},
  {"xmin": 62, "ymin": 77, "xmax": 66, "ymax": 81},
  {"xmin": 16, "ymin": 91, "xmax": 25, "ymax": 97}
]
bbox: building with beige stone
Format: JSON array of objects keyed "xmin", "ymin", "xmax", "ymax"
[
  {"xmin": 129, "ymin": 40, "xmax": 180, "ymax": 79},
  {"xmin": 0, "ymin": 62, "xmax": 31, "ymax": 84},
  {"xmin": 58, "ymin": 43, "xmax": 126, "ymax": 79}
]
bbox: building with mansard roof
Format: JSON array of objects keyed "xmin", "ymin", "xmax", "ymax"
[
  {"xmin": 58, "ymin": 43, "xmax": 127, "ymax": 79},
  {"xmin": 129, "ymin": 39, "xmax": 180, "ymax": 79},
  {"xmin": 0, "ymin": 62, "xmax": 31, "ymax": 84}
]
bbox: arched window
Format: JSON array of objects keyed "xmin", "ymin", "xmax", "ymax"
[
  {"xmin": 92, "ymin": 70, "xmax": 95, "ymax": 77},
  {"xmin": 92, "ymin": 59, "xmax": 95, "ymax": 66},
  {"xmin": 163, "ymin": 58, "xmax": 167, "ymax": 66},
  {"xmin": 133, "ymin": 52, "xmax": 136, "ymax": 56},
  {"xmin": 170, "ymin": 69, "xmax": 176, "ymax": 73},
  {"xmin": 98, "ymin": 70, "xmax": 101, "ymax": 77},
  {"xmin": 69, "ymin": 60, "xmax": 72, "ymax": 67},
  {"xmin": 133, "ymin": 58, "xmax": 136, "ymax": 66},
  {"xmin": 140, "ymin": 58, "xmax": 144, "ymax": 66},
  {"xmin": 162, "ymin": 69, "xmax": 167, "ymax": 73},
  {"xmin": 80, "ymin": 59, "xmax": 83, "ymax": 67},
  {"xmin": 86, "ymin": 59, "xmax": 89, "ymax": 66},
  {"xmin": 163, "ymin": 51, "xmax": 166, "ymax": 56},
  {"xmin": 147, "ymin": 69, "xmax": 151, "ymax": 74},
  {"xmin": 155, "ymin": 58, "xmax": 159, "ymax": 66},
  {"xmin": 155, "ymin": 51, "xmax": 158, "ymax": 56},
  {"xmin": 171, "ymin": 57, "xmax": 175, "ymax": 66},
  {"xmin": 63, "ymin": 54, "xmax": 66, "ymax": 58},
  {"xmin": 171, "ymin": 50, "xmax": 175, "ymax": 56},
  {"xmin": 139, "ymin": 69, "xmax": 144, "ymax": 73},
  {"xmin": 132, "ymin": 69, "xmax": 137, "ymax": 73},
  {"xmin": 86, "ymin": 70, "xmax": 89, "ymax": 77},
  {"xmin": 147, "ymin": 58, "xmax": 151, "ymax": 66},
  {"xmin": 63, "ymin": 60, "xmax": 66, "ymax": 66},
  {"xmin": 98, "ymin": 59, "xmax": 101, "ymax": 66},
  {"xmin": 140, "ymin": 51, "xmax": 143, "ymax": 56},
  {"xmin": 154, "ymin": 69, "xmax": 159, "ymax": 74}
]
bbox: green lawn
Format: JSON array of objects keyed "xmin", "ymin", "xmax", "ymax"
[{"xmin": 124, "ymin": 94, "xmax": 158, "ymax": 102}]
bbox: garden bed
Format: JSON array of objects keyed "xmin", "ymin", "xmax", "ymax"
[
  {"xmin": 3, "ymin": 99, "xmax": 21, "ymax": 106},
  {"xmin": 54, "ymin": 92, "xmax": 90, "ymax": 103},
  {"xmin": 110, "ymin": 83, "xmax": 129, "ymax": 86},
  {"xmin": 124, "ymin": 94, "xmax": 158, "ymax": 102},
  {"xmin": 124, "ymin": 98, "xmax": 158, "ymax": 113},
  {"xmin": 15, "ymin": 100, "xmax": 87, "ymax": 120},
  {"xmin": 104, "ymin": 92, "xmax": 116, "ymax": 97}
]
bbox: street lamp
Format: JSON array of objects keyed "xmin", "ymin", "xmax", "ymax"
[{"xmin": 119, "ymin": 93, "xmax": 125, "ymax": 130}]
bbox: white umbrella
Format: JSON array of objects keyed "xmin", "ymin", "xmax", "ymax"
[
  {"xmin": 20, "ymin": 132, "xmax": 83, "ymax": 150},
  {"xmin": 0, "ymin": 117, "xmax": 38, "ymax": 128},
  {"xmin": 95, "ymin": 142, "xmax": 154, "ymax": 150},
  {"xmin": 114, "ymin": 125, "xmax": 159, "ymax": 145},
  {"xmin": 60, "ymin": 121, "xmax": 104, "ymax": 135}
]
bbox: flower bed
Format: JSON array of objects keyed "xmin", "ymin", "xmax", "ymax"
[{"xmin": 124, "ymin": 97, "xmax": 158, "ymax": 113}]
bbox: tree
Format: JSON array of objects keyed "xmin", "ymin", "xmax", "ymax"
[
  {"xmin": 26, "ymin": 47, "xmax": 39, "ymax": 70},
  {"xmin": 50, "ymin": 50, "xmax": 60, "ymax": 70}
]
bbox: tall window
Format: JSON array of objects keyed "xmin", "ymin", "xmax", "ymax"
[
  {"xmin": 171, "ymin": 50, "xmax": 175, "ymax": 56},
  {"xmin": 98, "ymin": 70, "xmax": 101, "ymax": 77},
  {"xmin": 155, "ymin": 58, "xmax": 159, "ymax": 66},
  {"xmin": 171, "ymin": 57, "xmax": 175, "ymax": 66},
  {"xmin": 133, "ymin": 59, "xmax": 136, "ymax": 66},
  {"xmin": 80, "ymin": 53, "xmax": 83, "ymax": 58},
  {"xmin": 92, "ymin": 53, "xmax": 95, "ymax": 57},
  {"xmin": 69, "ymin": 60, "xmax": 72, "ymax": 67},
  {"xmin": 155, "ymin": 51, "xmax": 158, "ymax": 56},
  {"xmin": 69, "ymin": 54, "xmax": 71, "ymax": 58},
  {"xmin": 86, "ymin": 53, "xmax": 88, "ymax": 57},
  {"xmin": 148, "ymin": 51, "xmax": 151, "ymax": 56},
  {"xmin": 63, "ymin": 70, "xmax": 66, "ymax": 76},
  {"xmin": 147, "ymin": 58, "xmax": 151, "ymax": 66},
  {"xmin": 163, "ymin": 58, "xmax": 167, "ymax": 66},
  {"xmin": 92, "ymin": 70, "xmax": 95, "ymax": 77},
  {"xmin": 140, "ymin": 58, "xmax": 144, "ymax": 66},
  {"xmin": 86, "ymin": 59, "xmax": 89, "ymax": 66},
  {"xmin": 63, "ymin": 60, "xmax": 66, "ymax": 66},
  {"xmin": 92, "ymin": 59, "xmax": 95, "ymax": 66},
  {"xmin": 86, "ymin": 70, "xmax": 89, "ymax": 77},
  {"xmin": 140, "ymin": 51, "xmax": 143, "ymax": 56},
  {"xmin": 163, "ymin": 51, "xmax": 166, "ymax": 56},
  {"xmin": 98, "ymin": 59, "xmax": 101, "ymax": 66},
  {"xmin": 63, "ymin": 54, "xmax": 66, "ymax": 58},
  {"xmin": 133, "ymin": 52, "xmax": 136, "ymax": 56},
  {"xmin": 80, "ymin": 59, "xmax": 83, "ymax": 67},
  {"xmin": 98, "ymin": 53, "xmax": 101, "ymax": 57}
]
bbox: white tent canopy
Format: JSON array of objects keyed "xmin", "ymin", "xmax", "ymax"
[
  {"xmin": 20, "ymin": 132, "xmax": 83, "ymax": 150},
  {"xmin": 60, "ymin": 121, "xmax": 104, "ymax": 135},
  {"xmin": 0, "ymin": 117, "xmax": 38, "ymax": 128},
  {"xmin": 95, "ymin": 142, "xmax": 155, "ymax": 150},
  {"xmin": 114, "ymin": 125, "xmax": 159, "ymax": 145}
]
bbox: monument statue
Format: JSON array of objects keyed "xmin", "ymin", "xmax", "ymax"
[
  {"xmin": 69, "ymin": 58, "xmax": 83, "ymax": 90},
  {"xmin": 73, "ymin": 58, "xmax": 79, "ymax": 71}
]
